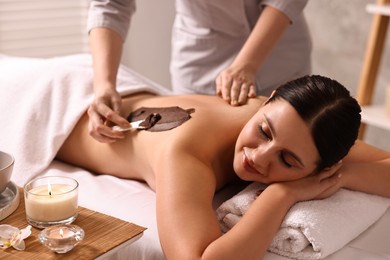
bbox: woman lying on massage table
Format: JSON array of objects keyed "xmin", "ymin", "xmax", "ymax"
[{"xmin": 56, "ymin": 75, "xmax": 390, "ymax": 259}]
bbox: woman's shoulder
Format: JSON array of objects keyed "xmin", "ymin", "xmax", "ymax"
[
  {"xmin": 154, "ymin": 95, "xmax": 258, "ymax": 150},
  {"xmin": 136, "ymin": 94, "xmax": 262, "ymax": 175}
]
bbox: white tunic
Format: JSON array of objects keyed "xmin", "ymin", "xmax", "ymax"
[{"xmin": 88, "ymin": 0, "xmax": 312, "ymax": 96}]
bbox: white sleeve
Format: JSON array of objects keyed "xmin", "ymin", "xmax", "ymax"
[
  {"xmin": 87, "ymin": 0, "xmax": 136, "ymax": 41},
  {"xmin": 261, "ymin": 0, "xmax": 308, "ymax": 23}
]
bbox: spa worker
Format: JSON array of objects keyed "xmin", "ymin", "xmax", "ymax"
[{"xmin": 87, "ymin": 0, "xmax": 312, "ymax": 143}]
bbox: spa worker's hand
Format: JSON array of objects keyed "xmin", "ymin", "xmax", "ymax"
[
  {"xmin": 87, "ymin": 86, "xmax": 130, "ymax": 143},
  {"xmin": 88, "ymin": 28, "xmax": 130, "ymax": 143},
  {"xmin": 216, "ymin": 5, "xmax": 290, "ymax": 106},
  {"xmin": 216, "ymin": 64, "xmax": 257, "ymax": 106}
]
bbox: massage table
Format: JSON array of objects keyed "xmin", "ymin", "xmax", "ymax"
[{"xmin": 0, "ymin": 54, "xmax": 389, "ymax": 260}]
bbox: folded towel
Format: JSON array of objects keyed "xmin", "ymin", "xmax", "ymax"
[
  {"xmin": 0, "ymin": 54, "xmax": 171, "ymax": 186},
  {"xmin": 216, "ymin": 182, "xmax": 390, "ymax": 259}
]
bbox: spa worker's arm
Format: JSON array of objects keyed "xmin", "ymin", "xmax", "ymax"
[
  {"xmin": 337, "ymin": 140, "xmax": 390, "ymax": 198},
  {"xmin": 87, "ymin": 0, "xmax": 135, "ymax": 143},
  {"xmin": 216, "ymin": 0, "xmax": 308, "ymax": 106}
]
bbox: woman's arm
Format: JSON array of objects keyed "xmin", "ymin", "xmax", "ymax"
[
  {"xmin": 340, "ymin": 140, "xmax": 390, "ymax": 197},
  {"xmin": 155, "ymin": 142, "xmax": 341, "ymax": 259}
]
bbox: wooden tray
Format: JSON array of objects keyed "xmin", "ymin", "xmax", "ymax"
[{"xmin": 0, "ymin": 188, "xmax": 146, "ymax": 259}]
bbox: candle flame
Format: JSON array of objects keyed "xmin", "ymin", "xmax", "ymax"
[
  {"xmin": 48, "ymin": 182, "xmax": 52, "ymax": 196},
  {"xmin": 60, "ymin": 228, "xmax": 64, "ymax": 238}
]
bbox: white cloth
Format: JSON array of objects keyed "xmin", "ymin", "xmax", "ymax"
[
  {"xmin": 216, "ymin": 182, "xmax": 390, "ymax": 259},
  {"xmin": 0, "ymin": 54, "xmax": 171, "ymax": 186}
]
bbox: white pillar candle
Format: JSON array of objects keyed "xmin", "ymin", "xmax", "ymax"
[
  {"xmin": 25, "ymin": 184, "xmax": 78, "ymax": 222},
  {"xmin": 24, "ymin": 176, "xmax": 78, "ymax": 227}
]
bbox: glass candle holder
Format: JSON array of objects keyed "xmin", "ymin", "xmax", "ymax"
[
  {"xmin": 24, "ymin": 176, "xmax": 79, "ymax": 229},
  {"xmin": 39, "ymin": 224, "xmax": 85, "ymax": 253}
]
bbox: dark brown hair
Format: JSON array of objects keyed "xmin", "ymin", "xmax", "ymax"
[{"xmin": 266, "ymin": 75, "xmax": 361, "ymax": 171}]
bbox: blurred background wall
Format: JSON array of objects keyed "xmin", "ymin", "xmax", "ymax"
[
  {"xmin": 305, "ymin": 0, "xmax": 390, "ymax": 150},
  {"xmin": 0, "ymin": 0, "xmax": 88, "ymax": 57},
  {"xmin": 122, "ymin": 0, "xmax": 175, "ymax": 88}
]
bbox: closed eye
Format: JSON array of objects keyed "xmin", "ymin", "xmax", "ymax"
[
  {"xmin": 259, "ymin": 114, "xmax": 305, "ymax": 169},
  {"xmin": 258, "ymin": 123, "xmax": 271, "ymax": 140},
  {"xmin": 280, "ymin": 152, "xmax": 293, "ymax": 168}
]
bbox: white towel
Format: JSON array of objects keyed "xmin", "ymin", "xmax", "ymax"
[
  {"xmin": 216, "ymin": 182, "xmax": 390, "ymax": 259},
  {"xmin": 0, "ymin": 54, "xmax": 171, "ymax": 186}
]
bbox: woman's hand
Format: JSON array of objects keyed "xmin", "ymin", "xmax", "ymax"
[
  {"xmin": 275, "ymin": 161, "xmax": 344, "ymax": 203},
  {"xmin": 215, "ymin": 64, "xmax": 257, "ymax": 106},
  {"xmin": 87, "ymin": 86, "xmax": 130, "ymax": 143}
]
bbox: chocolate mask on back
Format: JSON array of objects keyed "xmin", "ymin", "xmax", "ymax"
[{"xmin": 127, "ymin": 106, "xmax": 195, "ymax": 132}]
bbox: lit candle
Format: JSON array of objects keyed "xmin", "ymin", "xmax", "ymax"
[
  {"xmin": 55, "ymin": 228, "xmax": 74, "ymax": 239},
  {"xmin": 24, "ymin": 176, "xmax": 79, "ymax": 229},
  {"xmin": 39, "ymin": 224, "xmax": 85, "ymax": 254}
]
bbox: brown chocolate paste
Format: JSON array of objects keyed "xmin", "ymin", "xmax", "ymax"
[{"xmin": 127, "ymin": 106, "xmax": 195, "ymax": 132}]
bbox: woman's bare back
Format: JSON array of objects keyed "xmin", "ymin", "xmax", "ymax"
[{"xmin": 57, "ymin": 93, "xmax": 265, "ymax": 190}]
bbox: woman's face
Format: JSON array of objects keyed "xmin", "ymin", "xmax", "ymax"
[{"xmin": 234, "ymin": 99, "xmax": 320, "ymax": 184}]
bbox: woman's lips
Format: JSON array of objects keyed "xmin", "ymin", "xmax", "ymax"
[{"xmin": 242, "ymin": 149, "xmax": 265, "ymax": 176}]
